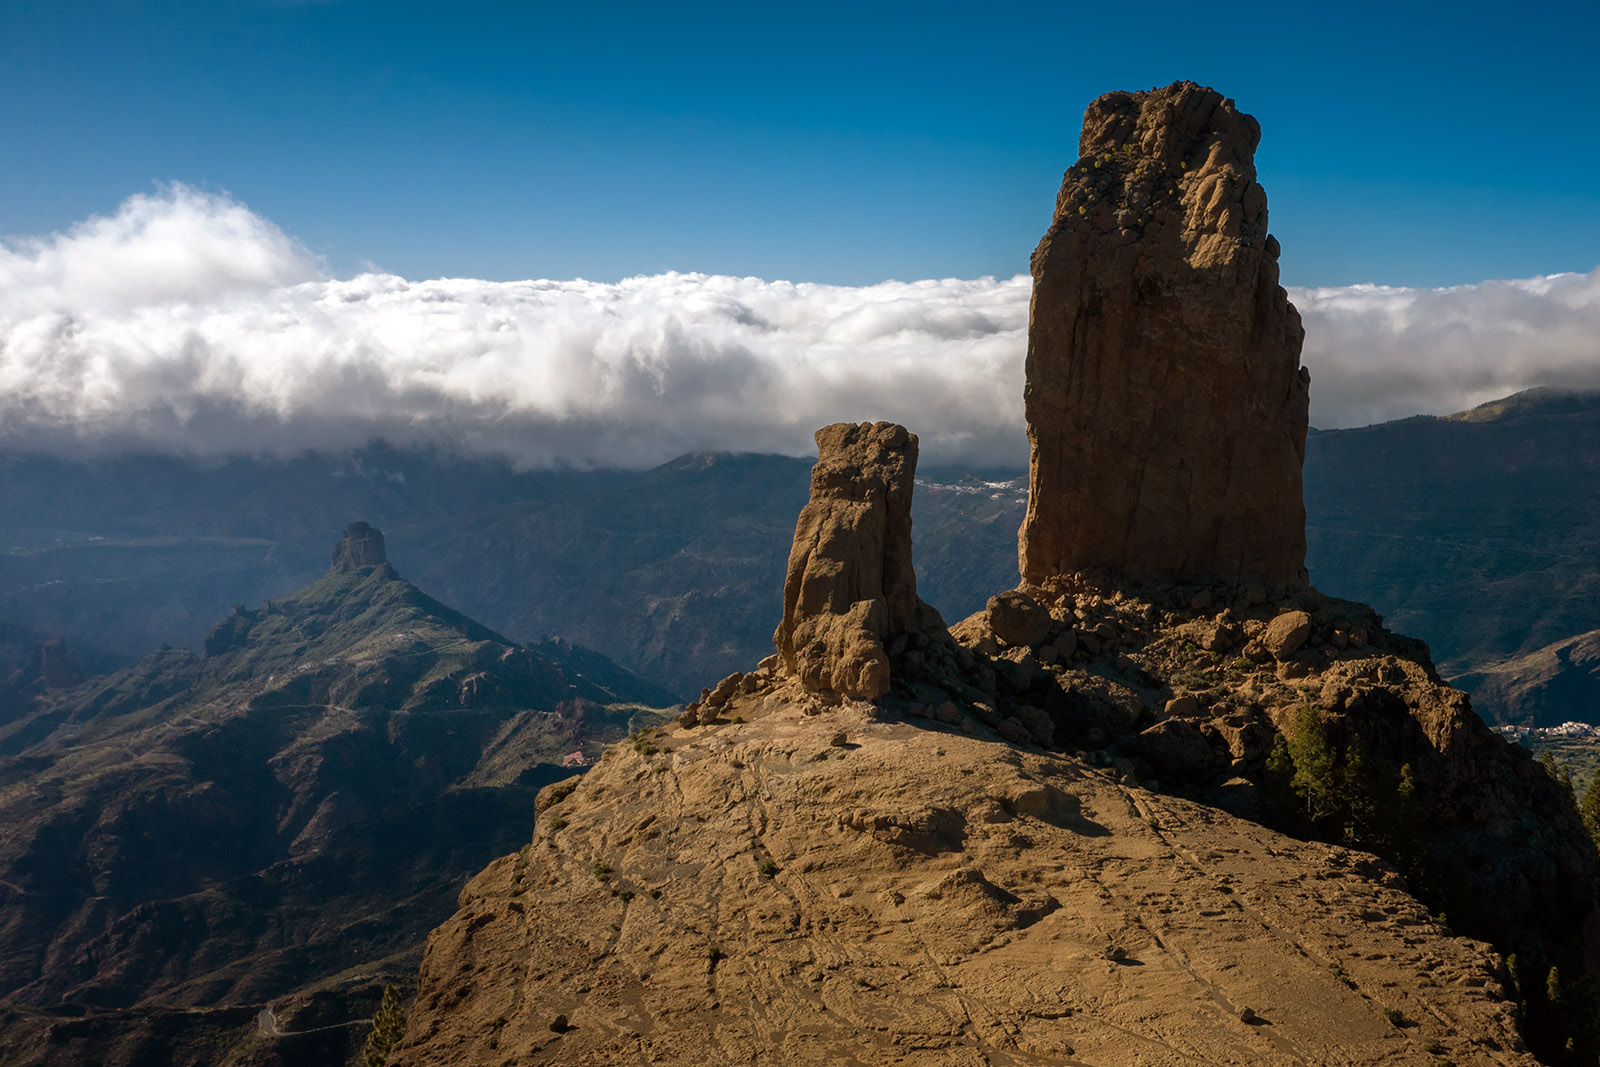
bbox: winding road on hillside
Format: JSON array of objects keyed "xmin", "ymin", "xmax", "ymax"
[{"xmin": 257, "ymin": 1006, "xmax": 371, "ymax": 1039}]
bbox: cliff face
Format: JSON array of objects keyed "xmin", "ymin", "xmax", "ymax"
[{"xmin": 1020, "ymin": 82, "xmax": 1308, "ymax": 587}]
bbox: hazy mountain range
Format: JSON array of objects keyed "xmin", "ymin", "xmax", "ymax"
[
  {"xmin": 3, "ymin": 388, "xmax": 1598, "ymax": 724},
  {"xmin": 0, "ymin": 532, "xmax": 670, "ymax": 1064}
]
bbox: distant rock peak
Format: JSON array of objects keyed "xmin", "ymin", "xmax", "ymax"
[{"xmin": 330, "ymin": 521, "xmax": 388, "ymax": 573}]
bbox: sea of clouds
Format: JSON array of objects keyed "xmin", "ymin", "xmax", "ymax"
[{"xmin": 3, "ymin": 186, "xmax": 1597, "ymax": 467}]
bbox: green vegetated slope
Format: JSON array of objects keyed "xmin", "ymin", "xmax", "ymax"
[{"xmin": 0, "ymin": 547, "xmax": 669, "ymax": 1026}]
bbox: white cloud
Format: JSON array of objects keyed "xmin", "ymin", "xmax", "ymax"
[
  {"xmin": 1, "ymin": 186, "xmax": 1595, "ymax": 466},
  {"xmin": 1292, "ymin": 271, "xmax": 1600, "ymax": 428}
]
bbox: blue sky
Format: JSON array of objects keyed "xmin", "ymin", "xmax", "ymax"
[{"xmin": 3, "ymin": 0, "xmax": 1598, "ymax": 288}]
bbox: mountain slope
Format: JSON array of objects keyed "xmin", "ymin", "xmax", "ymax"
[
  {"xmin": 1304, "ymin": 388, "xmax": 1600, "ymax": 689},
  {"xmin": 1458, "ymin": 628, "xmax": 1600, "ymax": 728},
  {"xmin": 0, "ymin": 525, "xmax": 670, "ymax": 1029}
]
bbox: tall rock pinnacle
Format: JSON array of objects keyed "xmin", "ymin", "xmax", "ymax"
[
  {"xmin": 1019, "ymin": 82, "xmax": 1310, "ymax": 588},
  {"xmin": 330, "ymin": 521, "xmax": 388, "ymax": 573},
  {"xmin": 774, "ymin": 422, "xmax": 922, "ymax": 700}
]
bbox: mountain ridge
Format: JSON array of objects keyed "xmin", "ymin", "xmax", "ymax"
[
  {"xmin": 0, "ymin": 525, "xmax": 673, "ymax": 1064},
  {"xmin": 8, "ymin": 387, "xmax": 1600, "ymax": 723}
]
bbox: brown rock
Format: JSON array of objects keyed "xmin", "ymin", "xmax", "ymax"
[
  {"xmin": 1130, "ymin": 718, "xmax": 1218, "ymax": 780},
  {"xmin": 986, "ymin": 589, "xmax": 1053, "ymax": 649},
  {"xmin": 330, "ymin": 520, "xmax": 387, "ymax": 572},
  {"xmin": 1041, "ymin": 630, "xmax": 1077, "ymax": 662},
  {"xmin": 1164, "ymin": 694, "xmax": 1199, "ymax": 718},
  {"xmin": 1263, "ymin": 610, "xmax": 1312, "ymax": 660},
  {"xmin": 705, "ymin": 672, "xmax": 744, "ymax": 709},
  {"xmin": 1018, "ymin": 82, "xmax": 1309, "ymax": 587},
  {"xmin": 773, "ymin": 422, "xmax": 923, "ymax": 700},
  {"xmin": 390, "ymin": 706, "xmax": 1537, "ymax": 1067}
]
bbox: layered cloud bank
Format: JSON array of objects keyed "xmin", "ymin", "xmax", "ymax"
[{"xmin": 3, "ymin": 187, "xmax": 1596, "ymax": 466}]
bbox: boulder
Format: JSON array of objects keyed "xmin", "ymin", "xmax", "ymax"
[
  {"xmin": 986, "ymin": 589, "xmax": 1053, "ymax": 648},
  {"xmin": 1130, "ymin": 718, "xmax": 1218, "ymax": 780},
  {"xmin": 1018, "ymin": 81, "xmax": 1309, "ymax": 587},
  {"xmin": 1263, "ymin": 610, "xmax": 1312, "ymax": 660},
  {"xmin": 1163, "ymin": 694, "xmax": 1199, "ymax": 718}
]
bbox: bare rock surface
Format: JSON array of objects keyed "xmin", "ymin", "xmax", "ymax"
[
  {"xmin": 391, "ymin": 699, "xmax": 1534, "ymax": 1067},
  {"xmin": 330, "ymin": 520, "xmax": 388, "ymax": 572},
  {"xmin": 1262, "ymin": 609, "xmax": 1312, "ymax": 660},
  {"xmin": 773, "ymin": 422, "xmax": 926, "ymax": 699},
  {"xmin": 1019, "ymin": 81, "xmax": 1309, "ymax": 587},
  {"xmin": 984, "ymin": 589, "xmax": 1054, "ymax": 649}
]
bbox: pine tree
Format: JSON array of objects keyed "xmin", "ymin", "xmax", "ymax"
[
  {"xmin": 1580, "ymin": 775, "xmax": 1600, "ymax": 848},
  {"xmin": 1264, "ymin": 734, "xmax": 1297, "ymax": 820},
  {"xmin": 361, "ymin": 985, "xmax": 407, "ymax": 1067},
  {"xmin": 1337, "ymin": 736, "xmax": 1376, "ymax": 847},
  {"xmin": 1287, "ymin": 705, "xmax": 1338, "ymax": 825}
]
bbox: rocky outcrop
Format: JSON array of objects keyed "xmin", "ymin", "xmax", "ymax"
[
  {"xmin": 331, "ymin": 520, "xmax": 387, "ymax": 572},
  {"xmin": 1019, "ymin": 81, "xmax": 1309, "ymax": 587},
  {"xmin": 38, "ymin": 637, "xmax": 81, "ymax": 689},
  {"xmin": 773, "ymin": 422, "xmax": 927, "ymax": 699},
  {"xmin": 390, "ymin": 84, "xmax": 1600, "ymax": 1067},
  {"xmin": 390, "ymin": 703, "xmax": 1536, "ymax": 1067}
]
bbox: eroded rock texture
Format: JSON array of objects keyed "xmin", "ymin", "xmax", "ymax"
[
  {"xmin": 773, "ymin": 422, "xmax": 923, "ymax": 699},
  {"xmin": 331, "ymin": 520, "xmax": 388, "ymax": 572},
  {"xmin": 390, "ymin": 703, "xmax": 1537, "ymax": 1067},
  {"xmin": 1020, "ymin": 81, "xmax": 1310, "ymax": 588}
]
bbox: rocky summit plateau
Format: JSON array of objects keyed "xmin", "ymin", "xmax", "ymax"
[{"xmin": 387, "ymin": 84, "xmax": 1600, "ymax": 1067}]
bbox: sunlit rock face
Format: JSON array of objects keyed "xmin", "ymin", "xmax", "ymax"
[
  {"xmin": 1020, "ymin": 81, "xmax": 1310, "ymax": 589},
  {"xmin": 773, "ymin": 422, "xmax": 924, "ymax": 700}
]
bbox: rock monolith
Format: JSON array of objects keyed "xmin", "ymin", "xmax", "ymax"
[
  {"xmin": 1019, "ymin": 81, "xmax": 1310, "ymax": 587},
  {"xmin": 773, "ymin": 422, "xmax": 922, "ymax": 699},
  {"xmin": 330, "ymin": 521, "xmax": 387, "ymax": 573}
]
